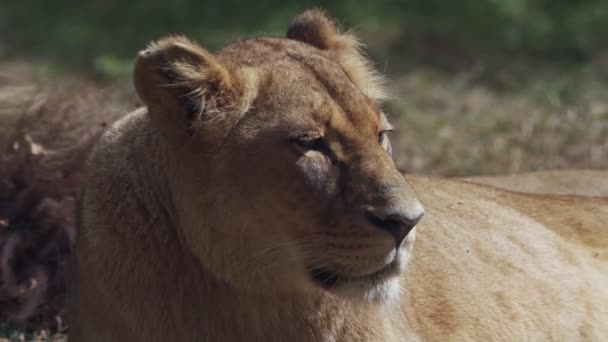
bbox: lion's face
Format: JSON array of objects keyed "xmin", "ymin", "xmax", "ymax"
[{"xmin": 133, "ymin": 10, "xmax": 423, "ymax": 303}]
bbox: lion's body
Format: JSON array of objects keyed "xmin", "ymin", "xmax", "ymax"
[
  {"xmin": 464, "ymin": 170, "xmax": 608, "ymax": 196},
  {"xmin": 68, "ymin": 10, "xmax": 608, "ymax": 342},
  {"xmin": 404, "ymin": 176, "xmax": 608, "ymax": 340}
]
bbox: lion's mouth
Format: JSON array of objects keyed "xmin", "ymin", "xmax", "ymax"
[{"xmin": 309, "ymin": 260, "xmax": 399, "ymax": 289}]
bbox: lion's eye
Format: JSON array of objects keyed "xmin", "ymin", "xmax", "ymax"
[
  {"xmin": 291, "ymin": 136, "xmax": 329, "ymax": 154},
  {"xmin": 298, "ymin": 137, "xmax": 326, "ymax": 150},
  {"xmin": 378, "ymin": 130, "xmax": 392, "ymax": 145},
  {"xmin": 378, "ymin": 130, "xmax": 394, "ymax": 155},
  {"xmin": 378, "ymin": 131, "xmax": 387, "ymax": 144},
  {"xmin": 290, "ymin": 135, "xmax": 338, "ymax": 164}
]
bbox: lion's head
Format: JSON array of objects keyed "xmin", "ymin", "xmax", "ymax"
[{"xmin": 132, "ymin": 9, "xmax": 423, "ymax": 303}]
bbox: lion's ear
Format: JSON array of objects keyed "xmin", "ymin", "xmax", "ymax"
[
  {"xmin": 134, "ymin": 36, "xmax": 244, "ymax": 144},
  {"xmin": 287, "ymin": 9, "xmax": 387, "ymax": 101}
]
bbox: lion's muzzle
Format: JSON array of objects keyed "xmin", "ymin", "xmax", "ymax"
[{"xmin": 364, "ymin": 205, "xmax": 424, "ymax": 246}]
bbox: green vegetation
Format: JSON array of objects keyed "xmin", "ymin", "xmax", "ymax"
[
  {"xmin": 0, "ymin": 323, "xmax": 65, "ymax": 342},
  {"xmin": 2, "ymin": 0, "xmax": 608, "ymax": 78}
]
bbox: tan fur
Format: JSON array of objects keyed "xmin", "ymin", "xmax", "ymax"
[
  {"xmin": 68, "ymin": 10, "xmax": 608, "ymax": 342},
  {"xmin": 463, "ymin": 170, "xmax": 608, "ymax": 196},
  {"xmin": 287, "ymin": 9, "xmax": 387, "ymax": 101},
  {"xmin": 403, "ymin": 176, "xmax": 608, "ymax": 341}
]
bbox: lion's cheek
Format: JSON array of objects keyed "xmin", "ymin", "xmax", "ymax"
[{"xmin": 295, "ymin": 152, "xmax": 337, "ymax": 195}]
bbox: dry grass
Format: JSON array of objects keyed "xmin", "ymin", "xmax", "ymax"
[{"xmin": 388, "ymin": 67, "xmax": 608, "ymax": 176}]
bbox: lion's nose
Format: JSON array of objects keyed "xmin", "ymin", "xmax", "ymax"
[{"xmin": 364, "ymin": 205, "xmax": 424, "ymax": 246}]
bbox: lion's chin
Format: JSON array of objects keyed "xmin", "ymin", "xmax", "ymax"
[
  {"xmin": 334, "ymin": 274, "xmax": 402, "ymax": 305},
  {"xmin": 310, "ymin": 254, "xmax": 406, "ymax": 305}
]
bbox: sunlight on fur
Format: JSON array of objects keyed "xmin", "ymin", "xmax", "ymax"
[{"xmin": 67, "ymin": 9, "xmax": 608, "ymax": 342}]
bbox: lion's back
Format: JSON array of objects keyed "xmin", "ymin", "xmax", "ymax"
[
  {"xmin": 464, "ymin": 170, "xmax": 608, "ymax": 196},
  {"xmin": 403, "ymin": 175, "xmax": 608, "ymax": 341}
]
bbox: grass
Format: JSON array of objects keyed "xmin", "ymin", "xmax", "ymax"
[
  {"xmin": 0, "ymin": 324, "xmax": 65, "ymax": 342},
  {"xmin": 387, "ymin": 63, "xmax": 608, "ymax": 176}
]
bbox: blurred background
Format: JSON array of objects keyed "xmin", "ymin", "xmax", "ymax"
[
  {"xmin": 2, "ymin": 0, "xmax": 608, "ymax": 174},
  {"xmin": 0, "ymin": 0, "xmax": 607, "ymax": 340}
]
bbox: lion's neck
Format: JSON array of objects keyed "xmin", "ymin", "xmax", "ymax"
[
  {"xmin": 199, "ymin": 266, "xmax": 422, "ymax": 341},
  {"xmin": 185, "ymin": 261, "xmax": 362, "ymax": 341}
]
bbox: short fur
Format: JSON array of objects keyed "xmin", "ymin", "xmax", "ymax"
[
  {"xmin": 68, "ymin": 10, "xmax": 608, "ymax": 342},
  {"xmin": 464, "ymin": 170, "xmax": 608, "ymax": 196}
]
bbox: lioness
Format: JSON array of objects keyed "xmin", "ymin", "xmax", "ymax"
[
  {"xmin": 68, "ymin": 10, "xmax": 608, "ymax": 341},
  {"xmin": 464, "ymin": 170, "xmax": 608, "ymax": 196}
]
